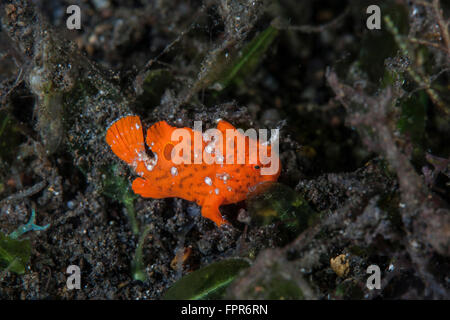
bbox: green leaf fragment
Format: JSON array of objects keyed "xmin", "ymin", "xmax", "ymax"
[
  {"xmin": 0, "ymin": 232, "xmax": 31, "ymax": 275},
  {"xmin": 211, "ymin": 25, "xmax": 278, "ymax": 91},
  {"xmin": 101, "ymin": 164, "xmax": 139, "ymax": 235},
  {"xmin": 163, "ymin": 258, "xmax": 251, "ymax": 300},
  {"xmin": 138, "ymin": 69, "xmax": 173, "ymax": 108},
  {"xmin": 397, "ymin": 91, "xmax": 427, "ymax": 144},
  {"xmin": 246, "ymin": 182, "xmax": 318, "ymax": 233},
  {"xmin": 0, "ymin": 111, "xmax": 23, "ymax": 164},
  {"xmin": 131, "ymin": 225, "xmax": 152, "ymax": 282}
]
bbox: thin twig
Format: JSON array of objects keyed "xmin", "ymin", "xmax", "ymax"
[
  {"xmin": 385, "ymin": 15, "xmax": 449, "ymax": 116},
  {"xmin": 275, "ymin": 7, "xmax": 350, "ymax": 33},
  {"xmin": 432, "ymin": 0, "xmax": 450, "ymax": 55},
  {"xmin": 0, "ymin": 180, "xmax": 46, "ymax": 206},
  {"xmin": 407, "ymin": 67, "xmax": 450, "ymax": 96},
  {"xmin": 408, "ymin": 38, "xmax": 447, "ymax": 52},
  {"xmin": 0, "ymin": 68, "xmax": 23, "ymax": 107}
]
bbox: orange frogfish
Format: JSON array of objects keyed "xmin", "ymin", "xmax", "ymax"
[{"xmin": 105, "ymin": 115, "xmax": 281, "ymax": 226}]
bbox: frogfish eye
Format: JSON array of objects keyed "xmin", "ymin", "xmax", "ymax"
[
  {"xmin": 254, "ymin": 165, "xmax": 260, "ymax": 169},
  {"xmin": 164, "ymin": 143, "xmax": 174, "ymax": 161}
]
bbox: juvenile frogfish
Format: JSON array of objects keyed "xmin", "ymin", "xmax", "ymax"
[{"xmin": 105, "ymin": 115, "xmax": 281, "ymax": 226}]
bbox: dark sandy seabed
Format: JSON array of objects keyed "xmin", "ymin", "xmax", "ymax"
[{"xmin": 0, "ymin": 0, "xmax": 449, "ymax": 299}]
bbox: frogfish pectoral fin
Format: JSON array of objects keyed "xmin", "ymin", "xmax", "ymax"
[
  {"xmin": 105, "ymin": 115, "xmax": 145, "ymax": 166},
  {"xmin": 201, "ymin": 196, "xmax": 229, "ymax": 227},
  {"xmin": 131, "ymin": 177, "xmax": 166, "ymax": 199}
]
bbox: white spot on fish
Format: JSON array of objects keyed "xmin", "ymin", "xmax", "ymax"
[
  {"xmin": 135, "ymin": 123, "xmax": 140, "ymax": 130},
  {"xmin": 144, "ymin": 153, "xmax": 158, "ymax": 171},
  {"xmin": 216, "ymin": 172, "xmax": 230, "ymax": 183},
  {"xmin": 171, "ymin": 167, "xmax": 178, "ymax": 176},
  {"xmin": 215, "ymin": 188, "xmax": 220, "ymax": 195},
  {"xmin": 204, "ymin": 177, "xmax": 212, "ymax": 186},
  {"xmin": 216, "ymin": 153, "xmax": 224, "ymax": 164},
  {"xmin": 205, "ymin": 144, "xmax": 214, "ymax": 154}
]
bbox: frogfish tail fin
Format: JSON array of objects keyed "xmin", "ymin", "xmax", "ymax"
[{"xmin": 105, "ymin": 115, "xmax": 145, "ymax": 165}]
